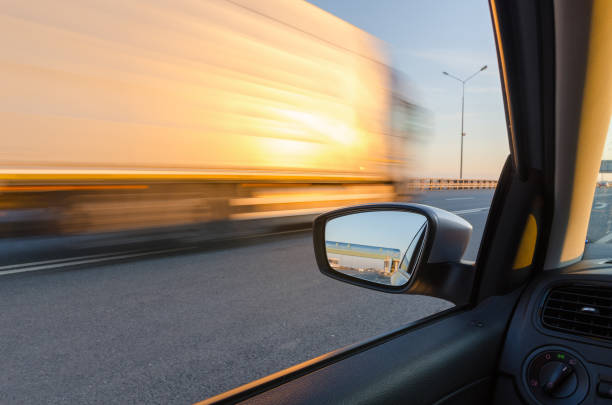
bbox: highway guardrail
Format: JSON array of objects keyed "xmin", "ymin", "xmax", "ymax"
[{"xmin": 405, "ymin": 178, "xmax": 498, "ymax": 190}]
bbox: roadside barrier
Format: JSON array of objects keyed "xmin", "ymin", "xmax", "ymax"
[{"xmin": 405, "ymin": 178, "xmax": 498, "ymax": 190}]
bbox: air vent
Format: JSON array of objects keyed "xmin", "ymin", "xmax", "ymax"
[{"xmin": 541, "ymin": 285, "xmax": 612, "ymax": 342}]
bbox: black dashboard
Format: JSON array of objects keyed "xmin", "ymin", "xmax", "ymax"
[{"xmin": 495, "ymin": 260, "xmax": 612, "ymax": 404}]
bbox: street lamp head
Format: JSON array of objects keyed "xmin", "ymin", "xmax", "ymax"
[
  {"xmin": 442, "ymin": 71, "xmax": 449, "ymax": 75},
  {"xmin": 480, "ymin": 65, "xmax": 488, "ymax": 71}
]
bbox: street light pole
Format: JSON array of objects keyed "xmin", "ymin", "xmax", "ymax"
[
  {"xmin": 443, "ymin": 65, "xmax": 487, "ymax": 179},
  {"xmin": 460, "ymin": 81, "xmax": 465, "ymax": 179}
]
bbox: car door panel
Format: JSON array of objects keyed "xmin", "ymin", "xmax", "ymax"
[{"xmin": 218, "ymin": 291, "xmax": 520, "ymax": 405}]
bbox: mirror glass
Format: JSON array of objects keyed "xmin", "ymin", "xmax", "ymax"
[{"xmin": 325, "ymin": 210, "xmax": 428, "ymax": 286}]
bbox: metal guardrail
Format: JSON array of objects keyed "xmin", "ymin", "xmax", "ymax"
[{"xmin": 405, "ymin": 178, "xmax": 498, "ymax": 190}]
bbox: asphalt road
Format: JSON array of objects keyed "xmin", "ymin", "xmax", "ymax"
[
  {"xmin": 0, "ymin": 189, "xmax": 514, "ymax": 404},
  {"xmin": 586, "ymin": 188, "xmax": 612, "ymax": 242}
]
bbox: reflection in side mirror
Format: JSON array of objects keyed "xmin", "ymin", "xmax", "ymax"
[
  {"xmin": 315, "ymin": 203, "xmax": 474, "ymax": 303},
  {"xmin": 325, "ymin": 211, "xmax": 427, "ymax": 287}
]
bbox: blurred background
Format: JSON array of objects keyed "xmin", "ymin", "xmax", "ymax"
[{"xmin": 0, "ymin": 0, "xmax": 438, "ymax": 247}]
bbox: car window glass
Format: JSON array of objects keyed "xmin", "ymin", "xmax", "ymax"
[{"xmin": 1, "ymin": 0, "xmax": 509, "ymax": 403}]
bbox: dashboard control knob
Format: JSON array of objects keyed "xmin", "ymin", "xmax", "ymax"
[
  {"xmin": 538, "ymin": 361, "xmax": 577, "ymax": 398},
  {"xmin": 524, "ymin": 347, "xmax": 589, "ymax": 405}
]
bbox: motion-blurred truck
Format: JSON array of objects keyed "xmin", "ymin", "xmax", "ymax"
[{"xmin": 0, "ymin": 0, "xmax": 424, "ymax": 236}]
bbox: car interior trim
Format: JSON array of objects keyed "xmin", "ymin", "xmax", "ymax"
[
  {"xmin": 544, "ymin": 0, "xmax": 612, "ymax": 268},
  {"xmin": 558, "ymin": 0, "xmax": 612, "ymax": 264},
  {"xmin": 227, "ymin": 291, "xmax": 521, "ymax": 405},
  {"xmin": 513, "ymin": 213, "xmax": 538, "ymax": 269},
  {"xmin": 196, "ymin": 304, "xmax": 466, "ymax": 405}
]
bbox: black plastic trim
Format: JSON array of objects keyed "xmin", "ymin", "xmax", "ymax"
[
  {"xmin": 312, "ymin": 203, "xmax": 475, "ymax": 305},
  {"xmin": 533, "ymin": 280, "xmax": 612, "ymax": 350},
  {"xmin": 496, "ymin": 263, "xmax": 612, "ymax": 404}
]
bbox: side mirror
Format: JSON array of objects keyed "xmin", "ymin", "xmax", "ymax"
[{"xmin": 313, "ymin": 203, "xmax": 475, "ymax": 305}]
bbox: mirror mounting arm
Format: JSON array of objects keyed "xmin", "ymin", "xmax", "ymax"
[{"xmin": 409, "ymin": 261, "xmax": 475, "ymax": 306}]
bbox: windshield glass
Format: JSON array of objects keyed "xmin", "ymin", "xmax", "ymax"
[{"xmin": 585, "ymin": 119, "xmax": 612, "ymax": 258}]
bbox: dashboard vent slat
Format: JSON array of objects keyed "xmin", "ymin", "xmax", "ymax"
[{"xmin": 541, "ymin": 285, "xmax": 612, "ymax": 342}]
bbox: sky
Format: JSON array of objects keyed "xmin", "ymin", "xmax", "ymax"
[
  {"xmin": 325, "ymin": 211, "xmax": 427, "ymax": 253},
  {"xmin": 308, "ymin": 0, "xmax": 510, "ymax": 179}
]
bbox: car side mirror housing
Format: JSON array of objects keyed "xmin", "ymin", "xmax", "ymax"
[{"xmin": 313, "ymin": 203, "xmax": 475, "ymax": 305}]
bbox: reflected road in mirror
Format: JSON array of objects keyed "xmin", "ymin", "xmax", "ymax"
[{"xmin": 325, "ymin": 210, "xmax": 427, "ymax": 286}]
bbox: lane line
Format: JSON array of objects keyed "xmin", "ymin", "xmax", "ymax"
[
  {"xmin": 595, "ymin": 232, "xmax": 612, "ymax": 244},
  {"xmin": 0, "ymin": 251, "xmax": 138, "ymax": 271},
  {"xmin": 0, "ymin": 229, "xmax": 312, "ymax": 276},
  {"xmin": 451, "ymin": 207, "xmax": 490, "ymax": 215},
  {"xmin": 0, "ymin": 247, "xmax": 190, "ymax": 276},
  {"xmin": 2, "ymin": 204, "xmax": 491, "ymax": 275}
]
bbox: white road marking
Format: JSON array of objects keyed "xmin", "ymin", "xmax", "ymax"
[
  {"xmin": 593, "ymin": 202, "xmax": 608, "ymax": 209},
  {"xmin": 2, "ymin": 204, "xmax": 491, "ymax": 275},
  {"xmin": 0, "ymin": 251, "xmax": 132, "ymax": 271},
  {"xmin": 451, "ymin": 207, "xmax": 490, "ymax": 215},
  {"xmin": 446, "ymin": 197, "xmax": 475, "ymax": 201},
  {"xmin": 0, "ymin": 229, "xmax": 313, "ymax": 276},
  {"xmin": 595, "ymin": 232, "xmax": 612, "ymax": 244},
  {"xmin": 0, "ymin": 247, "xmax": 190, "ymax": 276}
]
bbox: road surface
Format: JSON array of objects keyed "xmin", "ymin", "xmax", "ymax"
[{"xmin": 4, "ymin": 188, "xmax": 610, "ymax": 404}]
